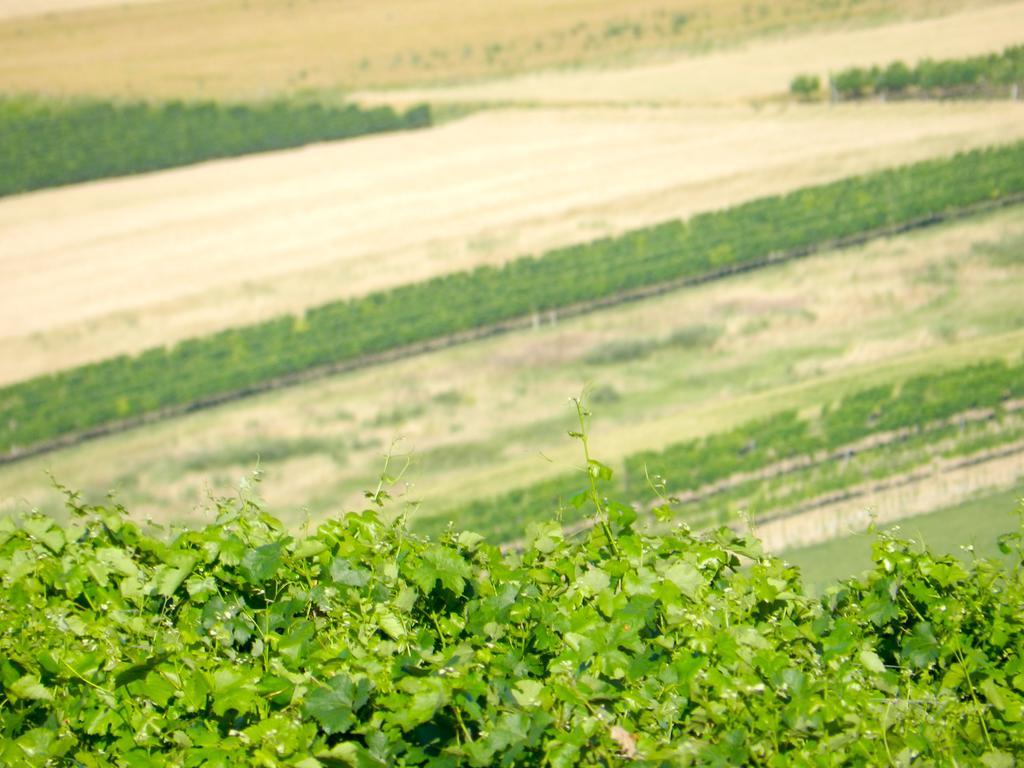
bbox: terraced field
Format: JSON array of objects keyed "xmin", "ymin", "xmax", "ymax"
[
  {"xmin": 3, "ymin": 204, "xmax": 1022, "ymax": 540},
  {"xmin": 4, "ymin": 101, "xmax": 1023, "ymax": 384}
]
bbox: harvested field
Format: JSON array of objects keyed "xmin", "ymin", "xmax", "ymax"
[
  {"xmin": 3, "ymin": 101, "xmax": 1024, "ymax": 384},
  {"xmin": 0, "ymin": 0, "xmax": 160, "ymax": 18},
  {"xmin": 0, "ymin": 0, "xmax": 997, "ymax": 98},
  {"xmin": 356, "ymin": 1, "xmax": 1024, "ymax": 107}
]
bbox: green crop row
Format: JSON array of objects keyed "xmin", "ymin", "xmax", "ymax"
[
  {"xmin": 792, "ymin": 43, "xmax": 1024, "ymax": 100},
  {"xmin": 680, "ymin": 411, "xmax": 1024, "ymax": 531},
  {"xmin": 0, "ymin": 96, "xmax": 431, "ymax": 197},
  {"xmin": 4, "ymin": 141, "xmax": 1024, "ymax": 458},
  {"xmin": 628, "ymin": 358, "xmax": 1024, "ymax": 496},
  {"xmin": 423, "ymin": 357, "xmax": 1024, "ymax": 541},
  {"xmin": 2, "ymin": 474, "xmax": 1023, "ymax": 764}
]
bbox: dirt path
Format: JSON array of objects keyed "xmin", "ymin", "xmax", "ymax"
[
  {"xmin": 355, "ymin": 2, "xmax": 1024, "ymax": 107},
  {"xmin": 3, "ymin": 101, "xmax": 1023, "ymax": 385}
]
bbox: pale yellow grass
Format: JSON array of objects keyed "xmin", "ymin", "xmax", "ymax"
[
  {"xmin": 0, "ymin": 0, "xmax": 160, "ymax": 19},
  {"xmin": 2, "ymin": 206, "xmax": 1022, "ymax": 525},
  {"xmin": 0, "ymin": 0, "xmax": 996, "ymax": 99},
  {"xmin": 356, "ymin": 1, "xmax": 1024, "ymax": 108},
  {"xmin": 4, "ymin": 101, "xmax": 1024, "ymax": 385}
]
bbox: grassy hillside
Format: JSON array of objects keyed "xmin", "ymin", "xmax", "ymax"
[
  {"xmin": 3, "ymin": 202, "xmax": 1023, "ymax": 535},
  {"xmin": 418, "ymin": 356, "xmax": 1024, "ymax": 541},
  {"xmin": 6, "ymin": 101, "xmax": 1022, "ymax": 389},
  {"xmin": 3, "ymin": 141, "xmax": 1022, "ymax": 461}
]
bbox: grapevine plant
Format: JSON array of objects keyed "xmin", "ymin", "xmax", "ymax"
[{"xmin": 1, "ymin": 417, "xmax": 1023, "ymax": 765}]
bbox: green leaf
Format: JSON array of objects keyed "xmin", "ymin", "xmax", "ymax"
[
  {"xmin": 393, "ymin": 677, "xmax": 449, "ymax": 728},
  {"xmin": 457, "ymin": 531, "xmax": 484, "ymax": 550},
  {"xmin": 577, "ymin": 567, "xmax": 610, "ymax": 596},
  {"xmin": 8, "ymin": 675, "xmax": 53, "ymax": 701},
  {"xmin": 859, "ymin": 650, "xmax": 887, "ymax": 674},
  {"xmin": 329, "ymin": 557, "xmax": 370, "ymax": 588},
  {"xmin": 980, "ymin": 751, "xmax": 1015, "ymax": 768},
  {"xmin": 303, "ymin": 674, "xmax": 369, "ymax": 735},
  {"xmin": 663, "ymin": 561, "xmax": 702, "ymax": 597},
  {"xmin": 525, "ymin": 521, "xmax": 563, "ymax": 554},
  {"xmin": 378, "ymin": 612, "xmax": 405, "ymax": 640},
  {"xmin": 114, "ymin": 653, "xmax": 172, "ymax": 687},
  {"xmin": 185, "ymin": 575, "xmax": 218, "ymax": 601},
  {"xmin": 901, "ymin": 622, "xmax": 940, "ymax": 669},
  {"xmin": 153, "ymin": 555, "xmax": 198, "ymax": 597},
  {"xmin": 407, "ymin": 546, "xmax": 472, "ymax": 596},
  {"xmin": 511, "ymin": 680, "xmax": 544, "ymax": 708},
  {"xmin": 241, "ymin": 540, "xmax": 286, "ymax": 583},
  {"xmin": 293, "ymin": 539, "xmax": 328, "ymax": 559},
  {"xmin": 209, "ymin": 668, "xmax": 258, "ymax": 716},
  {"xmin": 96, "ymin": 546, "xmax": 139, "ymax": 576},
  {"xmin": 316, "ymin": 741, "xmax": 386, "ymax": 768},
  {"xmin": 980, "ymin": 678, "xmax": 1008, "ymax": 712},
  {"xmin": 21, "ymin": 516, "xmax": 65, "ymax": 553},
  {"xmin": 279, "ymin": 619, "xmax": 316, "ymax": 666}
]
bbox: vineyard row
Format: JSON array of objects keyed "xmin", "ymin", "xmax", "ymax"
[
  {"xmin": 421, "ymin": 356, "xmax": 1024, "ymax": 541},
  {"xmin": 0, "ymin": 96, "xmax": 431, "ymax": 197},
  {"xmin": 792, "ymin": 43, "xmax": 1024, "ymax": 100},
  {"xmin": 2, "ymin": 141, "xmax": 1024, "ymax": 458}
]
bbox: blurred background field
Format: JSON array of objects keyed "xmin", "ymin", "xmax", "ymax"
[{"xmin": 1, "ymin": 0, "xmax": 1022, "ymax": 584}]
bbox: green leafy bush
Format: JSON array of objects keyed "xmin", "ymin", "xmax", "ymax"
[
  {"xmin": 3, "ymin": 141, "xmax": 1024, "ymax": 458},
  {"xmin": 1, "ymin": 482, "xmax": 1022, "ymax": 766},
  {"xmin": 875, "ymin": 61, "xmax": 914, "ymax": 93},
  {"xmin": 0, "ymin": 96, "xmax": 431, "ymax": 197},
  {"xmin": 831, "ymin": 67, "xmax": 873, "ymax": 98},
  {"xmin": 788, "ymin": 74, "xmax": 820, "ymax": 99}
]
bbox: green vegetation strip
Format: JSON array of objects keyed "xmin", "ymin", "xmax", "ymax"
[
  {"xmin": 4, "ymin": 142, "xmax": 1024, "ymax": 460},
  {"xmin": 676, "ymin": 417, "xmax": 1024, "ymax": 532},
  {"xmin": 1, "ymin": 488, "xmax": 1023, "ymax": 764},
  {"xmin": 425, "ymin": 357, "xmax": 1024, "ymax": 541},
  {"xmin": 792, "ymin": 43, "xmax": 1024, "ymax": 100},
  {"xmin": 0, "ymin": 96, "xmax": 431, "ymax": 197}
]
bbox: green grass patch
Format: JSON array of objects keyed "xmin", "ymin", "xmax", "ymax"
[{"xmin": 785, "ymin": 479, "xmax": 1024, "ymax": 594}]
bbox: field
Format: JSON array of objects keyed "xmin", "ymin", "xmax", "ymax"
[
  {"xmin": 0, "ymin": 0, "xmax": 159, "ymax": 17},
  {"xmin": 0, "ymin": 0, "xmax": 1021, "ymax": 560},
  {"xmin": 355, "ymin": 1, "xmax": 1024, "ymax": 107},
  {"xmin": 0, "ymin": 0, "xmax": 1005, "ymax": 99},
  {"xmin": 4, "ymin": 203, "xmax": 1023, "ymax": 538},
  {"xmin": 3, "ymin": 101, "xmax": 1024, "ymax": 385},
  {"xmin": 4, "ymin": 3, "xmax": 1024, "ymax": 762}
]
